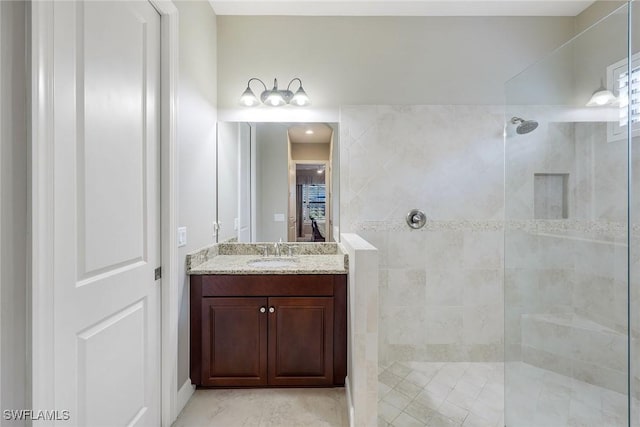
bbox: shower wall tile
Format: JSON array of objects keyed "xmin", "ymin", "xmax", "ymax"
[
  {"xmin": 424, "ymin": 231, "xmax": 464, "ymax": 271},
  {"xmin": 463, "ymin": 304, "xmax": 504, "ymax": 345},
  {"xmin": 463, "ymin": 230, "xmax": 503, "ymax": 270},
  {"xmin": 385, "ymin": 306, "xmax": 427, "ymax": 346},
  {"xmin": 426, "ymin": 268, "xmax": 465, "ymax": 306},
  {"xmin": 426, "ymin": 307, "xmax": 464, "ymax": 344},
  {"xmin": 386, "ymin": 269, "xmax": 426, "ymax": 307},
  {"xmin": 462, "ymin": 270, "xmax": 502, "ymax": 307},
  {"xmin": 340, "ymin": 105, "xmax": 505, "ymax": 364}
]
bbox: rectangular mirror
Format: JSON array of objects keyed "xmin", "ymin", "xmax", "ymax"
[{"xmin": 216, "ymin": 122, "xmax": 340, "ymax": 243}]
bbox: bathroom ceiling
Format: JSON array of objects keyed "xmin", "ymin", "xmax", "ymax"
[
  {"xmin": 208, "ymin": 0, "xmax": 596, "ymax": 17},
  {"xmin": 288, "ymin": 123, "xmax": 333, "ymax": 144}
]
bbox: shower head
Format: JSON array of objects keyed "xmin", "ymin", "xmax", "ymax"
[{"xmin": 510, "ymin": 117, "xmax": 538, "ymax": 135}]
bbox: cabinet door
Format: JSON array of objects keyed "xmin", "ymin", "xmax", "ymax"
[
  {"xmin": 202, "ymin": 297, "xmax": 268, "ymax": 386},
  {"xmin": 268, "ymin": 297, "xmax": 334, "ymax": 386}
]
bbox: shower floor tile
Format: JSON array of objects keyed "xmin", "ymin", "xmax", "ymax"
[
  {"xmin": 378, "ymin": 362, "xmax": 504, "ymax": 427},
  {"xmin": 378, "ymin": 361, "xmax": 632, "ymax": 427}
]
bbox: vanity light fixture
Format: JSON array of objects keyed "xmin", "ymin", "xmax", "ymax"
[
  {"xmin": 586, "ymin": 78, "xmax": 618, "ymax": 107},
  {"xmin": 240, "ymin": 77, "xmax": 311, "ymax": 107}
]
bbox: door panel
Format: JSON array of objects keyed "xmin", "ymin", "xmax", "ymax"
[
  {"xmin": 52, "ymin": 2, "xmax": 161, "ymax": 425},
  {"xmin": 81, "ymin": 1, "xmax": 147, "ymax": 277},
  {"xmin": 268, "ymin": 297, "xmax": 334, "ymax": 386},
  {"xmin": 202, "ymin": 297, "xmax": 268, "ymax": 386},
  {"xmin": 77, "ymin": 301, "xmax": 146, "ymax": 426}
]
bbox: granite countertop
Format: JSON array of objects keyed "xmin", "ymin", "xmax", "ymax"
[{"xmin": 186, "ymin": 242, "xmax": 348, "ymax": 275}]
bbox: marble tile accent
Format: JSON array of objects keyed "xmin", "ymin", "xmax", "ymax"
[
  {"xmin": 506, "ymin": 220, "xmax": 628, "ymax": 240},
  {"xmin": 352, "ymin": 218, "xmax": 629, "ymax": 239},
  {"xmin": 172, "ymin": 388, "xmax": 348, "ymax": 427}
]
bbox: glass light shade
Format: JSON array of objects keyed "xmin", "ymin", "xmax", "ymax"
[
  {"xmin": 290, "ymin": 87, "xmax": 311, "ymax": 106},
  {"xmin": 263, "ymin": 90, "xmax": 286, "ymax": 107},
  {"xmin": 240, "ymin": 87, "xmax": 259, "ymax": 107},
  {"xmin": 586, "ymin": 88, "xmax": 617, "ymax": 107}
]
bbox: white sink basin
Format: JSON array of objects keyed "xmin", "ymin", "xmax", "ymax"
[{"xmin": 247, "ymin": 258, "xmax": 299, "ymax": 268}]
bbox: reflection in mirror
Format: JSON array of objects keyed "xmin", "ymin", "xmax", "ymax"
[{"xmin": 216, "ymin": 122, "xmax": 339, "ymax": 243}]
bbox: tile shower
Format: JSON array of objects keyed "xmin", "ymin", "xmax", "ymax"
[
  {"xmin": 341, "ymin": 3, "xmax": 640, "ymax": 426},
  {"xmin": 340, "ymin": 105, "xmax": 506, "ymax": 426}
]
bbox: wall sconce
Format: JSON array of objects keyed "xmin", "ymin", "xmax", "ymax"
[
  {"xmin": 586, "ymin": 78, "xmax": 617, "ymax": 107},
  {"xmin": 240, "ymin": 78, "xmax": 310, "ymax": 107}
]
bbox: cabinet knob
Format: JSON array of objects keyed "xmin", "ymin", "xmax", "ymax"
[
  {"xmin": 260, "ymin": 307, "xmax": 266, "ymax": 313},
  {"xmin": 269, "ymin": 307, "xmax": 275, "ymax": 313}
]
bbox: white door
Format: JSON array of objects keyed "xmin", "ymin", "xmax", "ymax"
[{"xmin": 52, "ymin": 2, "xmax": 161, "ymax": 426}]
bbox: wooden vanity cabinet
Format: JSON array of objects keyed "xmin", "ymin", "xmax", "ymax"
[
  {"xmin": 190, "ymin": 274, "xmax": 347, "ymax": 388},
  {"xmin": 201, "ymin": 297, "xmax": 268, "ymax": 387}
]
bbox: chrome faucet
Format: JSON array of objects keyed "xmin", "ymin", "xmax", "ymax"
[{"xmin": 274, "ymin": 238, "xmax": 283, "ymax": 257}]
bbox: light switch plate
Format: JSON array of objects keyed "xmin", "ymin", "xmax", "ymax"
[
  {"xmin": 178, "ymin": 227, "xmax": 187, "ymax": 247},
  {"xmin": 274, "ymin": 213, "xmax": 285, "ymax": 222}
]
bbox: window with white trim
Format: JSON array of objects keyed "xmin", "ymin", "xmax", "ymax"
[
  {"xmin": 302, "ymin": 184, "xmax": 325, "ymax": 220},
  {"xmin": 607, "ymin": 53, "xmax": 640, "ymax": 141}
]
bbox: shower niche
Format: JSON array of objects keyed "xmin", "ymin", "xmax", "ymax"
[{"xmin": 533, "ymin": 173, "xmax": 569, "ymax": 219}]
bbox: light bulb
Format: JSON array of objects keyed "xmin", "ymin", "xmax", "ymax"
[
  {"xmin": 586, "ymin": 87, "xmax": 617, "ymax": 107},
  {"xmin": 239, "ymin": 87, "xmax": 259, "ymax": 107},
  {"xmin": 291, "ymin": 87, "xmax": 310, "ymax": 106}
]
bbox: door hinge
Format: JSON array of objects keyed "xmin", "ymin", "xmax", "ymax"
[{"xmin": 155, "ymin": 267, "xmax": 162, "ymax": 280}]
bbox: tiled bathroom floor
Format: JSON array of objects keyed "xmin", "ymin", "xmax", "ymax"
[
  {"xmin": 171, "ymin": 362, "xmax": 629, "ymax": 427},
  {"xmin": 172, "ymin": 387, "xmax": 348, "ymax": 427},
  {"xmin": 378, "ymin": 361, "xmax": 630, "ymax": 427}
]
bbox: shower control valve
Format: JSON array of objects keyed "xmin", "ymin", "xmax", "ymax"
[{"xmin": 406, "ymin": 209, "xmax": 427, "ymax": 229}]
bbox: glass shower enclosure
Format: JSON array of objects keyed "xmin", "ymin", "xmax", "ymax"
[{"xmin": 504, "ymin": 2, "xmax": 639, "ymax": 426}]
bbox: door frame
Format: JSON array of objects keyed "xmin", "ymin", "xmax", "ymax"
[
  {"xmin": 30, "ymin": 1, "xmax": 180, "ymax": 426},
  {"xmin": 288, "ymin": 160, "xmax": 332, "ymax": 242}
]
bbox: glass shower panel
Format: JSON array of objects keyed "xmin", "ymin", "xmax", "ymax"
[
  {"xmin": 504, "ymin": 5, "xmax": 630, "ymax": 426},
  {"xmin": 630, "ymin": 2, "xmax": 640, "ymax": 425}
]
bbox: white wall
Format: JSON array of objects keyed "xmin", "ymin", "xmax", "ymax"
[
  {"xmin": 217, "ymin": 16, "xmax": 575, "ymax": 120},
  {"xmin": 217, "ymin": 122, "xmax": 239, "ymax": 242},
  {"xmin": 0, "ymin": 1, "xmax": 28, "ymax": 422},
  {"xmin": 175, "ymin": 0, "xmax": 218, "ymax": 391},
  {"xmin": 255, "ymin": 123, "xmax": 289, "ymax": 242},
  {"xmin": 572, "ymin": 4, "xmax": 629, "ymax": 107},
  {"xmin": 575, "ymin": 0, "xmax": 627, "ymax": 34}
]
